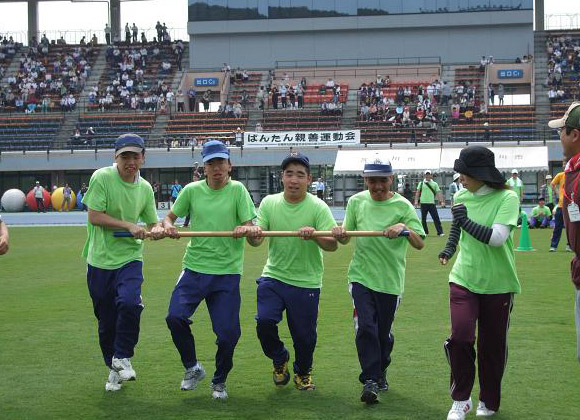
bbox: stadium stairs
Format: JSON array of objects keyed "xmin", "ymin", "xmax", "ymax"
[
  {"xmin": 0, "ymin": 53, "xmax": 19, "ymax": 86},
  {"xmin": 341, "ymin": 88, "xmax": 360, "ymax": 128},
  {"xmin": 245, "ymin": 70, "xmax": 271, "ymax": 131},
  {"xmin": 150, "ymin": 47, "xmax": 191, "ymax": 143},
  {"xmin": 534, "ymin": 30, "xmax": 551, "ymax": 141}
]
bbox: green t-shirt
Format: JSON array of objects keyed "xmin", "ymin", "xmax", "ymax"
[
  {"xmin": 450, "ymin": 188, "xmax": 521, "ymax": 294},
  {"xmin": 257, "ymin": 193, "xmax": 337, "ymax": 288},
  {"xmin": 506, "ymin": 177, "xmax": 523, "ymax": 200},
  {"xmin": 418, "ymin": 180, "xmax": 440, "ymax": 204},
  {"xmin": 171, "ymin": 179, "xmax": 256, "ymax": 275},
  {"xmin": 342, "ymin": 191, "xmax": 425, "ymax": 295},
  {"xmin": 531, "ymin": 205, "xmax": 551, "ymax": 218},
  {"xmin": 82, "ymin": 166, "xmax": 158, "ymax": 269}
]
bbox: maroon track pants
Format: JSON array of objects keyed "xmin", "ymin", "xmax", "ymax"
[{"xmin": 443, "ymin": 283, "xmax": 514, "ymax": 412}]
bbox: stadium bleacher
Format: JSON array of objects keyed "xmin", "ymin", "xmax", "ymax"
[
  {"xmin": 0, "ymin": 114, "xmax": 63, "ymax": 151},
  {"xmin": 72, "ymin": 112, "xmax": 155, "ymax": 149},
  {"xmin": 165, "ymin": 112, "xmax": 248, "ymax": 145},
  {"xmin": 450, "ymin": 105, "xmax": 536, "ymax": 142},
  {"xmin": 90, "ymin": 42, "xmax": 178, "ymax": 112},
  {"xmin": 260, "ymin": 109, "xmax": 341, "ymax": 131},
  {"xmin": 2, "ymin": 44, "xmax": 96, "ymax": 114}
]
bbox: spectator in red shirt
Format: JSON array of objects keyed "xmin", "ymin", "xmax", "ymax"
[{"xmin": 549, "ymin": 101, "xmax": 580, "ymax": 364}]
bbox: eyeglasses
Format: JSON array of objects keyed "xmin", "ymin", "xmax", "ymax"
[{"xmin": 557, "ymin": 126, "xmax": 580, "ymax": 135}]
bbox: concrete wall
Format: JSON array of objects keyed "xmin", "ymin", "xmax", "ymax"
[{"xmin": 188, "ymin": 10, "xmax": 533, "ymax": 69}]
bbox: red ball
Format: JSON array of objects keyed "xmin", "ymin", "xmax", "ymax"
[{"xmin": 26, "ymin": 188, "xmax": 51, "ymax": 211}]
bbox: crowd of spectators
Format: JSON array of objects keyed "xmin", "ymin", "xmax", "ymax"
[
  {"xmin": 216, "ymin": 101, "xmax": 244, "ymax": 118},
  {"xmin": 268, "ymin": 82, "xmax": 306, "ymax": 110},
  {"xmin": 358, "ymin": 78, "xmax": 451, "ymax": 129},
  {"xmin": 0, "ymin": 35, "xmax": 22, "ymax": 61},
  {"xmin": 546, "ymin": 34, "xmax": 580, "ymax": 103},
  {"xmin": 90, "ymin": 40, "xmax": 184, "ymax": 112},
  {"xmin": 1, "ymin": 38, "xmax": 93, "ymax": 113},
  {"xmin": 320, "ymin": 100, "xmax": 343, "ymax": 116},
  {"xmin": 223, "ymin": 64, "xmax": 251, "ymax": 85}
]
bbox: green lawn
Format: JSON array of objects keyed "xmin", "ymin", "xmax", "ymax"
[{"xmin": 0, "ymin": 225, "xmax": 578, "ymax": 419}]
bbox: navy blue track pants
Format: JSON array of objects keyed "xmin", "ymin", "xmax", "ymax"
[
  {"xmin": 165, "ymin": 269, "xmax": 241, "ymax": 384},
  {"xmin": 255, "ymin": 277, "xmax": 320, "ymax": 376},
  {"xmin": 87, "ymin": 260, "xmax": 144, "ymax": 367},
  {"xmin": 350, "ymin": 282, "xmax": 400, "ymax": 384}
]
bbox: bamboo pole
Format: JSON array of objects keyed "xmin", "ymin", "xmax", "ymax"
[{"xmin": 114, "ymin": 230, "xmax": 409, "ymax": 238}]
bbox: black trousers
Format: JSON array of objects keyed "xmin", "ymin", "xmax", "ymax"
[
  {"xmin": 420, "ymin": 203, "xmax": 443, "ymax": 235},
  {"xmin": 351, "ymin": 282, "xmax": 399, "ymax": 384}
]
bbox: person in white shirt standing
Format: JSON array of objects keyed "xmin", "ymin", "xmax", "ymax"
[
  {"xmin": 33, "ymin": 181, "xmax": 46, "ymax": 213},
  {"xmin": 448, "ymin": 173, "xmax": 463, "ymax": 206}
]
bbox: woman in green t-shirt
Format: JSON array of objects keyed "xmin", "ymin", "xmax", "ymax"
[{"xmin": 438, "ymin": 146, "xmax": 520, "ymax": 420}]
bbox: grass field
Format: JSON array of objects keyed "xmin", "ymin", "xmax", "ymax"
[{"xmin": 0, "ymin": 224, "xmax": 579, "ymax": 419}]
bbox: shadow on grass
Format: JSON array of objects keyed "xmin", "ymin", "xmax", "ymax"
[{"xmin": 92, "ymin": 381, "xmax": 445, "ymax": 420}]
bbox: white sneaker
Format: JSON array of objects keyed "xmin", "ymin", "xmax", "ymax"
[
  {"xmin": 476, "ymin": 401, "xmax": 496, "ymax": 417},
  {"xmin": 211, "ymin": 382, "xmax": 228, "ymax": 400},
  {"xmin": 181, "ymin": 363, "xmax": 206, "ymax": 391},
  {"xmin": 447, "ymin": 398, "xmax": 472, "ymax": 420},
  {"xmin": 105, "ymin": 369, "xmax": 122, "ymax": 392},
  {"xmin": 112, "ymin": 357, "xmax": 136, "ymax": 381},
  {"xmin": 549, "ymin": 247, "xmax": 556, "ymax": 252},
  {"xmin": 566, "ymin": 245, "xmax": 573, "ymax": 252},
  {"xmin": 438, "ymin": 233, "xmax": 445, "ymax": 237}
]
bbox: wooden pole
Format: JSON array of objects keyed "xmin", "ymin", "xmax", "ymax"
[{"xmin": 113, "ymin": 230, "xmax": 408, "ymax": 238}]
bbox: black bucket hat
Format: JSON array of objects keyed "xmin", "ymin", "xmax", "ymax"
[{"xmin": 453, "ymin": 146, "xmax": 505, "ymax": 184}]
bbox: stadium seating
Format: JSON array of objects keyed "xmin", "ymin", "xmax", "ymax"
[
  {"xmin": 91, "ymin": 43, "xmax": 178, "ymax": 111},
  {"xmin": 165, "ymin": 112, "xmax": 248, "ymax": 145},
  {"xmin": 260, "ymin": 109, "xmax": 342, "ymax": 131},
  {"xmin": 2, "ymin": 44, "xmax": 97, "ymax": 114},
  {"xmin": 227, "ymin": 71, "xmax": 263, "ymax": 108},
  {"xmin": 0, "ymin": 114, "xmax": 63, "ymax": 151},
  {"xmin": 72, "ymin": 113, "xmax": 155, "ymax": 148},
  {"xmin": 450, "ymin": 105, "xmax": 535, "ymax": 142},
  {"xmin": 453, "ymin": 66, "xmax": 485, "ymax": 104},
  {"xmin": 545, "ymin": 33, "xmax": 580, "ymax": 103}
]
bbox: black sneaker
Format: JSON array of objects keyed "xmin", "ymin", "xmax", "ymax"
[
  {"xmin": 377, "ymin": 376, "xmax": 389, "ymax": 392},
  {"xmin": 360, "ymin": 380, "xmax": 379, "ymax": 404}
]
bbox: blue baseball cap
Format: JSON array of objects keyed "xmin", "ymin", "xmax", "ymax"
[
  {"xmin": 202, "ymin": 140, "xmax": 230, "ymax": 162},
  {"xmin": 281, "ymin": 152, "xmax": 310, "ymax": 170},
  {"xmin": 115, "ymin": 133, "xmax": 145, "ymax": 157},
  {"xmin": 362, "ymin": 162, "xmax": 393, "ymax": 177}
]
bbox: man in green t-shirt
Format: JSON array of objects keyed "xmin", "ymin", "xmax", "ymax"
[
  {"xmin": 245, "ymin": 152, "xmax": 338, "ymax": 391},
  {"xmin": 540, "ymin": 174, "xmax": 555, "ymax": 214},
  {"xmin": 413, "ymin": 169, "xmax": 445, "ymax": 236},
  {"xmin": 332, "ymin": 161, "xmax": 425, "ymax": 404},
  {"xmin": 529, "ymin": 197, "xmax": 552, "ymax": 229},
  {"xmin": 82, "ymin": 133, "xmax": 164, "ymax": 392},
  {"xmin": 163, "ymin": 140, "xmax": 257, "ymax": 400},
  {"xmin": 505, "ymin": 169, "xmax": 523, "ymax": 203}
]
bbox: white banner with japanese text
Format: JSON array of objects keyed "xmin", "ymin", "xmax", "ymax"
[{"xmin": 243, "ymin": 130, "xmax": 360, "ymax": 148}]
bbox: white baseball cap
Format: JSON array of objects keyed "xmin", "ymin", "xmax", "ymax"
[
  {"xmin": 511, "ymin": 169, "xmax": 518, "ymax": 174},
  {"xmin": 424, "ymin": 169, "xmax": 432, "ymax": 175},
  {"xmin": 548, "ymin": 102, "xmax": 580, "ymax": 129},
  {"xmin": 453, "ymin": 173, "xmax": 460, "ymax": 181}
]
